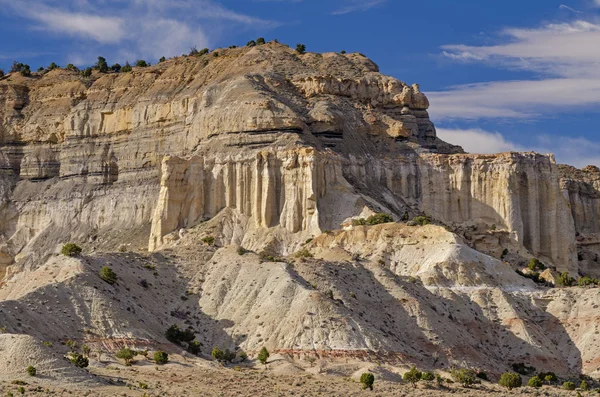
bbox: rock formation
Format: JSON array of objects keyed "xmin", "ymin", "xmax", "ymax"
[{"xmin": 0, "ymin": 42, "xmax": 599, "ymax": 384}]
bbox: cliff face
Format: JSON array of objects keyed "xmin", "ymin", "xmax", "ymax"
[{"xmin": 0, "ymin": 42, "xmax": 584, "ymax": 276}]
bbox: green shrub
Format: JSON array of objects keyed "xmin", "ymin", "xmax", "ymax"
[
  {"xmin": 501, "ymin": 248, "xmax": 509, "ymax": 258},
  {"xmin": 246, "ymin": 40, "xmax": 256, "ymax": 47},
  {"xmin": 256, "ymin": 37, "xmax": 266, "ymax": 45},
  {"xmin": 412, "ymin": 216, "xmax": 430, "ymax": 226},
  {"xmin": 116, "ymin": 348, "xmax": 135, "ymax": 365},
  {"xmin": 0, "ymin": 69, "xmax": 4, "ymax": 78},
  {"xmin": 258, "ymin": 346, "xmax": 269, "ymax": 365},
  {"xmin": 365, "ymin": 213, "xmax": 393, "ymax": 225},
  {"xmin": 95, "ymin": 56, "xmax": 109, "ymax": 73},
  {"xmin": 352, "ymin": 218, "xmax": 367, "ymax": 226},
  {"xmin": 111, "ymin": 63, "xmax": 121, "ymax": 72},
  {"xmin": 69, "ymin": 353, "xmax": 89, "ymax": 368},
  {"xmin": 159, "ymin": 56, "xmax": 166, "ymax": 63},
  {"xmin": 121, "ymin": 62, "xmax": 132, "ymax": 72},
  {"xmin": 450, "ymin": 368, "xmax": 477, "ymax": 387},
  {"xmin": 294, "ymin": 248, "xmax": 313, "ymax": 259},
  {"xmin": 135, "ymin": 60, "xmax": 148, "ymax": 67},
  {"xmin": 563, "ymin": 381, "xmax": 576, "ymax": 390},
  {"xmin": 527, "ymin": 258, "xmax": 545, "ymax": 271},
  {"xmin": 556, "ymin": 272, "xmax": 576, "ymax": 287},
  {"xmin": 539, "ymin": 372, "xmax": 558, "ymax": 384},
  {"xmin": 199, "ymin": 48, "xmax": 209, "ymax": 56},
  {"xmin": 154, "ymin": 350, "xmax": 168, "ymax": 365},
  {"xmin": 20, "ymin": 64, "xmax": 31, "ymax": 76},
  {"xmin": 61, "ymin": 243, "xmax": 82, "ymax": 257},
  {"xmin": 239, "ymin": 351, "xmax": 248, "ymax": 362},
  {"xmin": 201, "ymin": 236, "xmax": 215, "ymax": 245},
  {"xmin": 82, "ymin": 67, "xmax": 92, "ymax": 77},
  {"xmin": 296, "ymin": 44, "xmax": 306, "ymax": 54},
  {"xmin": 340, "ymin": 50, "xmax": 346, "ymax": 54},
  {"xmin": 48, "ymin": 62, "xmax": 59, "ymax": 70},
  {"xmin": 26, "ymin": 366, "xmax": 36, "ymax": 376},
  {"xmin": 360, "ymin": 372, "xmax": 375, "ymax": 390},
  {"xmin": 581, "ymin": 380, "xmax": 589, "ymax": 391},
  {"xmin": 187, "ymin": 341, "xmax": 201, "ymax": 355},
  {"xmin": 403, "ymin": 367, "xmax": 422, "ymax": 387},
  {"xmin": 421, "ymin": 371, "xmax": 435, "ymax": 381},
  {"xmin": 528, "ymin": 376, "xmax": 543, "ymax": 388},
  {"xmin": 511, "ymin": 362, "xmax": 535, "ymax": 375},
  {"xmin": 237, "ymin": 247, "xmax": 247, "ymax": 255},
  {"xmin": 99, "ymin": 266, "xmax": 117, "ymax": 284},
  {"xmin": 17, "ymin": 387, "xmax": 24, "ymax": 395},
  {"xmin": 165, "ymin": 324, "xmax": 195, "ymax": 344},
  {"xmin": 66, "ymin": 64, "xmax": 78, "ymax": 72},
  {"xmin": 578, "ymin": 276, "xmax": 598, "ymax": 287},
  {"xmin": 212, "ymin": 347, "xmax": 224, "ymax": 361},
  {"xmin": 499, "ymin": 372, "xmax": 522, "ymax": 390},
  {"xmin": 476, "ymin": 371, "xmax": 488, "ymax": 381}
]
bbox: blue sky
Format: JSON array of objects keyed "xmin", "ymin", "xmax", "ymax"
[{"xmin": 1, "ymin": 0, "xmax": 600, "ymax": 167}]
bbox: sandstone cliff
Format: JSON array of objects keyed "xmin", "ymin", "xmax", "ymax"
[{"xmin": 0, "ymin": 42, "xmax": 599, "ymax": 383}]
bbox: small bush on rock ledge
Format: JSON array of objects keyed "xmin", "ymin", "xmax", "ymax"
[
  {"xmin": 61, "ymin": 243, "xmax": 82, "ymax": 257},
  {"xmin": 99, "ymin": 266, "xmax": 117, "ymax": 284}
]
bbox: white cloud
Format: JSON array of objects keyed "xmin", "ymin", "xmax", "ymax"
[
  {"xmin": 437, "ymin": 127, "xmax": 600, "ymax": 168},
  {"xmin": 0, "ymin": 0, "xmax": 274, "ymax": 64},
  {"xmin": 29, "ymin": 9, "xmax": 125, "ymax": 44},
  {"xmin": 332, "ymin": 0, "xmax": 386, "ymax": 15},
  {"xmin": 436, "ymin": 128, "xmax": 525, "ymax": 153},
  {"xmin": 433, "ymin": 20, "xmax": 600, "ymax": 120}
]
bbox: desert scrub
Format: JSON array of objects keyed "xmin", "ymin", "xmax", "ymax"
[
  {"xmin": 352, "ymin": 213, "xmax": 393, "ymax": 226},
  {"xmin": 258, "ymin": 346, "xmax": 270, "ymax": 366},
  {"xmin": 294, "ymin": 248, "xmax": 313, "ymax": 259},
  {"xmin": 403, "ymin": 367, "xmax": 422, "ymax": 387},
  {"xmin": 498, "ymin": 372, "xmax": 522, "ymax": 390},
  {"xmin": 527, "ymin": 375, "xmax": 543, "ymax": 388},
  {"xmin": 26, "ymin": 366, "xmax": 36, "ymax": 376},
  {"xmin": 360, "ymin": 373, "xmax": 375, "ymax": 390},
  {"xmin": 450, "ymin": 368, "xmax": 477, "ymax": 387},
  {"xmin": 411, "ymin": 216, "xmax": 430, "ymax": 226},
  {"xmin": 69, "ymin": 353, "xmax": 89, "ymax": 368},
  {"xmin": 61, "ymin": 243, "xmax": 82, "ymax": 257},
  {"xmin": 154, "ymin": 351, "xmax": 169, "ymax": 365},
  {"xmin": 201, "ymin": 236, "xmax": 215, "ymax": 245},
  {"xmin": 116, "ymin": 348, "xmax": 135, "ymax": 366},
  {"xmin": 99, "ymin": 266, "xmax": 117, "ymax": 284}
]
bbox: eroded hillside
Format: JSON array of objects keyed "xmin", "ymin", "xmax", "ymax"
[{"xmin": 0, "ymin": 42, "xmax": 599, "ymax": 393}]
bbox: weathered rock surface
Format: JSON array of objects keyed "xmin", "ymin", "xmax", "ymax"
[{"xmin": 0, "ymin": 42, "xmax": 599, "ymax": 385}]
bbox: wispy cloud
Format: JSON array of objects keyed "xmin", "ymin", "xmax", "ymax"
[
  {"xmin": 0, "ymin": 0, "xmax": 275, "ymax": 64},
  {"xmin": 332, "ymin": 0, "xmax": 386, "ymax": 15},
  {"xmin": 437, "ymin": 127, "xmax": 600, "ymax": 168},
  {"xmin": 432, "ymin": 19, "xmax": 600, "ymax": 120}
]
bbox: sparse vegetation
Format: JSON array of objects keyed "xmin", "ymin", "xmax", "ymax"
[
  {"xmin": 556, "ymin": 271, "xmax": 576, "ymax": 287},
  {"xmin": 48, "ymin": 62, "xmax": 59, "ymax": 71},
  {"xmin": 403, "ymin": 367, "xmax": 422, "ymax": 387},
  {"xmin": 246, "ymin": 40, "xmax": 256, "ymax": 47},
  {"xmin": 66, "ymin": 64, "xmax": 78, "ymax": 72},
  {"xmin": 201, "ymin": 236, "xmax": 215, "ymax": 245},
  {"xmin": 154, "ymin": 350, "xmax": 169, "ymax": 365},
  {"xmin": 111, "ymin": 63, "xmax": 121, "ymax": 72},
  {"xmin": 99, "ymin": 266, "xmax": 117, "ymax": 284},
  {"xmin": 69, "ymin": 353, "xmax": 89, "ymax": 368},
  {"xmin": 296, "ymin": 44, "xmax": 306, "ymax": 54},
  {"xmin": 116, "ymin": 348, "xmax": 135, "ymax": 366},
  {"xmin": 450, "ymin": 368, "xmax": 477, "ymax": 388},
  {"xmin": 26, "ymin": 366, "xmax": 36, "ymax": 376},
  {"xmin": 475, "ymin": 371, "xmax": 488, "ymax": 381},
  {"xmin": 421, "ymin": 371, "xmax": 435, "ymax": 381},
  {"xmin": 94, "ymin": 56, "xmax": 109, "ymax": 73},
  {"xmin": 527, "ymin": 375, "xmax": 543, "ymax": 388},
  {"xmin": 256, "ymin": 37, "xmax": 266, "ymax": 45},
  {"xmin": 187, "ymin": 341, "xmax": 201, "ymax": 355},
  {"xmin": 353, "ymin": 213, "xmax": 394, "ymax": 227},
  {"xmin": 581, "ymin": 380, "xmax": 589, "ymax": 391},
  {"xmin": 527, "ymin": 258, "xmax": 546, "ymax": 271},
  {"xmin": 237, "ymin": 246, "xmax": 247, "ymax": 255},
  {"xmin": 135, "ymin": 60, "xmax": 148, "ymax": 67},
  {"xmin": 159, "ymin": 56, "xmax": 166, "ymax": 63},
  {"xmin": 121, "ymin": 62, "xmax": 132, "ymax": 72},
  {"xmin": 258, "ymin": 346, "xmax": 270, "ymax": 366},
  {"xmin": 165, "ymin": 324, "xmax": 195, "ymax": 345},
  {"xmin": 61, "ymin": 243, "xmax": 82, "ymax": 257},
  {"xmin": 82, "ymin": 67, "xmax": 92, "ymax": 77},
  {"xmin": 294, "ymin": 248, "xmax": 313, "ymax": 258},
  {"xmin": 360, "ymin": 372, "xmax": 375, "ymax": 390},
  {"xmin": 563, "ymin": 381, "xmax": 576, "ymax": 390},
  {"xmin": 539, "ymin": 372, "xmax": 558, "ymax": 384},
  {"xmin": 511, "ymin": 362, "xmax": 535, "ymax": 375},
  {"xmin": 412, "ymin": 216, "xmax": 430, "ymax": 226},
  {"xmin": 498, "ymin": 372, "xmax": 522, "ymax": 390}
]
